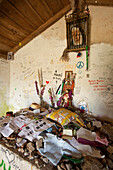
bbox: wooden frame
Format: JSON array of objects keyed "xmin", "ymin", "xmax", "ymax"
[
  {"xmin": 65, "ymin": 12, "xmax": 89, "ymax": 52},
  {"xmin": 65, "ymin": 71, "xmax": 73, "ymax": 81}
]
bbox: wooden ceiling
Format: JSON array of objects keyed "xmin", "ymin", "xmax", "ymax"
[{"xmin": 0, "ymin": 0, "xmax": 113, "ymax": 60}]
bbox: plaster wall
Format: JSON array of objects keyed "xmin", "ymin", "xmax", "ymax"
[
  {"xmin": 0, "ymin": 144, "xmax": 38, "ymax": 170},
  {"xmin": 0, "ymin": 59, "xmax": 10, "ymax": 116},
  {"xmin": 9, "ymin": 6, "xmax": 113, "ymax": 121}
]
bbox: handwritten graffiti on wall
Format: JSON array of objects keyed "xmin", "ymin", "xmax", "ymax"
[
  {"xmin": 78, "ymin": 70, "xmax": 82, "ymax": 74},
  {"xmin": 57, "ymin": 60, "xmax": 76, "ymax": 70},
  {"xmin": 57, "ymin": 60, "xmax": 85, "ymax": 70},
  {"xmin": 53, "ymin": 70, "xmax": 62, "ymax": 83},
  {"xmin": 0, "ymin": 147, "xmax": 20, "ymax": 170},
  {"xmin": 0, "ymin": 159, "xmax": 11, "ymax": 170},
  {"xmin": 65, "ymin": 64, "xmax": 75, "ymax": 70},
  {"xmin": 88, "ymin": 79, "xmax": 108, "ymax": 91}
]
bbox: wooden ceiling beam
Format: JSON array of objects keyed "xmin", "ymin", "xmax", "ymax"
[
  {"xmin": 28, "ymin": 0, "xmax": 51, "ymax": 21},
  {"xmin": 60, "ymin": 0, "xmax": 70, "ymax": 7},
  {"xmin": 0, "ymin": 0, "xmax": 3, "ymax": 3},
  {"xmin": 0, "ymin": 53, "xmax": 7, "ymax": 59},
  {"xmin": 0, "ymin": 24, "xmax": 22, "ymax": 43},
  {"xmin": 0, "ymin": 0, "xmax": 34, "ymax": 33},
  {"xmin": 8, "ymin": 0, "xmax": 42, "ymax": 28},
  {"xmin": 0, "ymin": 42, "xmax": 12, "ymax": 51},
  {"xmin": 24, "ymin": 0, "xmax": 45, "ymax": 24},
  {"xmin": 0, "ymin": 42, "xmax": 13, "ymax": 49},
  {"xmin": 58, "ymin": 0, "xmax": 63, "ymax": 9},
  {"xmin": 0, "ymin": 50, "xmax": 7, "ymax": 55},
  {"xmin": 0, "ymin": 50, "xmax": 8, "ymax": 60},
  {"xmin": 11, "ymin": 4, "xmax": 71, "ymax": 53},
  {"xmin": 0, "ymin": 11, "xmax": 29, "ymax": 37},
  {"xmin": 0, "ymin": 34, "xmax": 17, "ymax": 46},
  {"xmin": 86, "ymin": 0, "xmax": 113, "ymax": 7},
  {"xmin": 26, "ymin": 0, "xmax": 45, "ymax": 24},
  {"xmin": 8, "ymin": 0, "xmax": 36, "ymax": 28},
  {"xmin": 42, "ymin": 0, "xmax": 53, "ymax": 17}
]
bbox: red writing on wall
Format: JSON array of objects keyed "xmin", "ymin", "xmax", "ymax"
[{"xmin": 88, "ymin": 80, "xmax": 107, "ymax": 91}]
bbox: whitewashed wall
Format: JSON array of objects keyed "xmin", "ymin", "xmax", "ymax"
[
  {"xmin": 0, "ymin": 59, "xmax": 10, "ymax": 117},
  {"xmin": 9, "ymin": 6, "xmax": 113, "ymax": 121}
]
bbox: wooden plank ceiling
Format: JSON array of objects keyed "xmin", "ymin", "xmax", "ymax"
[{"xmin": 0, "ymin": 0, "xmax": 113, "ymax": 59}]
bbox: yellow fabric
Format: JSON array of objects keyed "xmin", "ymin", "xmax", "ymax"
[{"xmin": 46, "ymin": 108, "xmax": 84, "ymax": 126}]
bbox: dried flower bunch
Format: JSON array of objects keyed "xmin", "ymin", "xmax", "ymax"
[
  {"xmin": 48, "ymin": 88, "xmax": 55, "ymax": 108},
  {"xmin": 60, "ymin": 48, "xmax": 69, "ymax": 62},
  {"xmin": 35, "ymin": 69, "xmax": 46, "ymax": 106}
]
